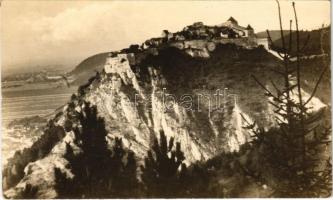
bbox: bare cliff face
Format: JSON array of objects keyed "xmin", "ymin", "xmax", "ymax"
[
  {"xmin": 3, "ymin": 44, "xmax": 327, "ymax": 198},
  {"xmin": 82, "ymin": 46, "xmax": 278, "ymax": 161}
]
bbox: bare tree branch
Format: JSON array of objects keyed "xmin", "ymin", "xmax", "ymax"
[
  {"xmin": 269, "ymin": 68, "xmax": 285, "ymax": 76},
  {"xmin": 303, "ymin": 65, "xmax": 328, "ymax": 106},
  {"xmin": 303, "ymin": 19, "xmax": 329, "ymax": 106},
  {"xmin": 267, "ymin": 29, "xmax": 285, "ymax": 59},
  {"xmin": 300, "ymin": 34, "xmax": 311, "ymax": 53},
  {"xmin": 251, "ymin": 75, "xmax": 282, "ymax": 103},
  {"xmin": 288, "ymin": 20, "xmax": 293, "ymax": 54},
  {"xmin": 276, "ymin": 0, "xmax": 286, "ymax": 55},
  {"xmin": 270, "ymin": 79, "xmax": 282, "ymax": 96},
  {"xmin": 292, "ymin": 1, "xmax": 304, "ymax": 110}
]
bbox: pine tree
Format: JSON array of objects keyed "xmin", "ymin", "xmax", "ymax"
[
  {"xmin": 141, "ymin": 130, "xmax": 187, "ymax": 197},
  {"xmin": 54, "ymin": 167, "xmax": 74, "ymax": 199},
  {"xmin": 245, "ymin": 0, "xmax": 331, "ymax": 197},
  {"xmin": 179, "ymin": 162, "xmax": 212, "ymax": 197},
  {"xmin": 106, "ymin": 138, "xmax": 139, "ymax": 197},
  {"xmin": 54, "ymin": 143, "xmax": 77, "ymax": 198},
  {"xmin": 54, "ymin": 101, "xmax": 139, "ymax": 198},
  {"xmin": 17, "ymin": 184, "xmax": 38, "ymax": 199}
]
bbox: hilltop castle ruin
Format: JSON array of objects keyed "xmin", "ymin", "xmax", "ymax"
[{"xmin": 104, "ymin": 17, "xmax": 269, "ymax": 74}]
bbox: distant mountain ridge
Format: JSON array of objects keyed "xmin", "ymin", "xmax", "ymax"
[
  {"xmin": 256, "ymin": 26, "xmax": 330, "ymax": 56},
  {"xmin": 69, "ymin": 52, "xmax": 109, "ymax": 85},
  {"xmin": 256, "ymin": 30, "xmax": 290, "ymax": 40}
]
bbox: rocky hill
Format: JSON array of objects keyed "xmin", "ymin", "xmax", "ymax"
[
  {"xmin": 256, "ymin": 26, "xmax": 330, "ymax": 56},
  {"xmin": 256, "ymin": 30, "xmax": 290, "ymax": 41},
  {"xmin": 69, "ymin": 52, "xmax": 109, "ymax": 85},
  {"xmin": 2, "ymin": 22, "xmax": 330, "ymax": 198}
]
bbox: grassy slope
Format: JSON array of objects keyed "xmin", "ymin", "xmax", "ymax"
[{"xmin": 69, "ymin": 52, "xmax": 109, "ymax": 85}]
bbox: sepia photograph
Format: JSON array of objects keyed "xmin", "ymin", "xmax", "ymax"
[{"xmin": 1, "ymin": 0, "xmax": 331, "ymax": 198}]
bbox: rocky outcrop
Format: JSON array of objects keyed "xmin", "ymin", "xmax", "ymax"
[{"xmin": 3, "ymin": 43, "xmax": 327, "ymax": 198}]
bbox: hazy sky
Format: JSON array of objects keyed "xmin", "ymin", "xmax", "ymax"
[{"xmin": 1, "ymin": 0, "xmax": 330, "ymax": 72}]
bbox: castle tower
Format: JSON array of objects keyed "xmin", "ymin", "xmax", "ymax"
[
  {"xmin": 246, "ymin": 25, "xmax": 254, "ymax": 37},
  {"xmin": 227, "ymin": 17, "xmax": 238, "ymax": 25}
]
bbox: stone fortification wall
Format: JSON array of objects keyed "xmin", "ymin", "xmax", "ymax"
[{"xmin": 105, "ymin": 36, "xmax": 265, "ymax": 74}]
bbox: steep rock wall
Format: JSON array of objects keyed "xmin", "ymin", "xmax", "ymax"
[{"xmin": 3, "ymin": 45, "xmax": 327, "ymax": 198}]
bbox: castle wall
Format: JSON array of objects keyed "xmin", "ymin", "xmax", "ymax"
[
  {"xmin": 104, "ymin": 20, "xmax": 260, "ymax": 70},
  {"xmin": 184, "ymin": 40, "xmax": 208, "ymax": 49},
  {"xmin": 104, "ymin": 54, "xmax": 134, "ymax": 74},
  {"xmin": 168, "ymin": 37, "xmax": 258, "ymax": 58},
  {"xmin": 213, "ymin": 38, "xmax": 257, "ymax": 48},
  {"xmin": 105, "ymin": 49, "xmax": 159, "ymax": 74},
  {"xmin": 170, "ymin": 42, "xmax": 185, "ymax": 49},
  {"xmin": 104, "ymin": 57, "xmax": 118, "ymax": 74},
  {"xmin": 185, "ymin": 47, "xmax": 210, "ymax": 58}
]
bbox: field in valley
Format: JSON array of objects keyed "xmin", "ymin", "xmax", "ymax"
[
  {"xmin": 2, "ymin": 83, "xmax": 77, "ymax": 164},
  {"xmin": 2, "ymin": 84, "xmax": 77, "ymax": 124}
]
